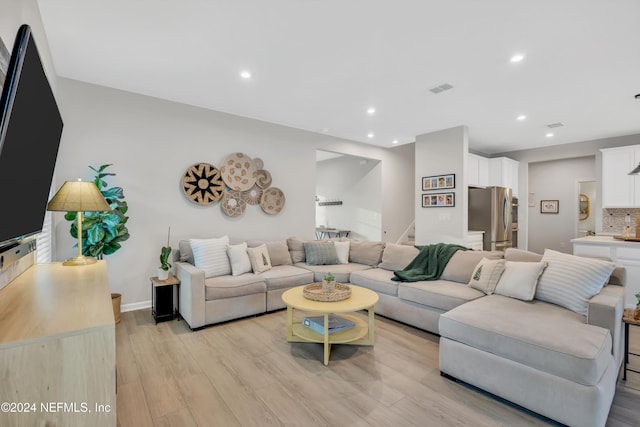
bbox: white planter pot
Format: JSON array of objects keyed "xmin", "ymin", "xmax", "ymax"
[{"xmin": 158, "ymin": 268, "xmax": 169, "ymax": 281}]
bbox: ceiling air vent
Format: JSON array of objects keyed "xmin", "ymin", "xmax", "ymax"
[
  {"xmin": 547, "ymin": 122, "xmax": 565, "ymax": 129},
  {"xmin": 429, "ymin": 83, "xmax": 454, "ymax": 94}
]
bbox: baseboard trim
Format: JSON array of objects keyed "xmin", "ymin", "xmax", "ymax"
[{"xmin": 122, "ymin": 300, "xmax": 151, "ymax": 313}]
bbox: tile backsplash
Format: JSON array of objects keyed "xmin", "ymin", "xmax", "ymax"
[{"xmin": 602, "ymin": 208, "xmax": 640, "ymax": 234}]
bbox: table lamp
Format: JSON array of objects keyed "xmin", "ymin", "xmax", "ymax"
[{"xmin": 47, "ymin": 179, "xmax": 111, "ymax": 266}]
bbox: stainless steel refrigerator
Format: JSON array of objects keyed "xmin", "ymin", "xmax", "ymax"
[{"xmin": 468, "ymin": 186, "xmax": 512, "ymax": 251}]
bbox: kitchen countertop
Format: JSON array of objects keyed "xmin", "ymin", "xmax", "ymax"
[{"xmin": 571, "ymin": 236, "xmax": 640, "ymax": 247}]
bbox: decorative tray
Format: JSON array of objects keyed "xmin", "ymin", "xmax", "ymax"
[
  {"xmin": 303, "ymin": 282, "xmax": 351, "ymax": 302},
  {"xmin": 613, "ymin": 235, "xmax": 640, "ymax": 242}
]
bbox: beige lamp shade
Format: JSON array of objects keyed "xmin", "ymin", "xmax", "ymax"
[{"xmin": 47, "ymin": 180, "xmax": 111, "ymax": 212}]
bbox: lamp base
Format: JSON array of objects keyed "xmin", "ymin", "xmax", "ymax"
[{"xmin": 62, "ymin": 256, "xmax": 97, "ymax": 266}]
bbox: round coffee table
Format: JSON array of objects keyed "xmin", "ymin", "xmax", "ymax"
[{"xmin": 281, "ymin": 284, "xmax": 378, "ymax": 365}]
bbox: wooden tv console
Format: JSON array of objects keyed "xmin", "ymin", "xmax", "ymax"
[{"xmin": 0, "ymin": 261, "xmax": 116, "ymax": 426}]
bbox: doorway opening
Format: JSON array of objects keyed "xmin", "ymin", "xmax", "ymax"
[{"xmin": 315, "ymin": 150, "xmax": 382, "ymax": 241}]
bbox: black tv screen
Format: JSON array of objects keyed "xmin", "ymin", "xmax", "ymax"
[{"xmin": 0, "ymin": 25, "xmax": 63, "ymax": 249}]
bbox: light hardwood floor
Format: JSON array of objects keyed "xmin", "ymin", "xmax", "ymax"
[{"xmin": 116, "ymin": 309, "xmax": 640, "ymax": 427}]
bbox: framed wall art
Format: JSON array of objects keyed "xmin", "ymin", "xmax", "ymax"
[
  {"xmin": 540, "ymin": 200, "xmax": 559, "ymax": 214},
  {"xmin": 422, "ymin": 192, "xmax": 455, "ymax": 208},
  {"xmin": 422, "ymin": 173, "xmax": 455, "ymax": 191}
]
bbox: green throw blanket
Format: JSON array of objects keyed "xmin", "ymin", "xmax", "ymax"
[{"xmin": 392, "ymin": 243, "xmax": 469, "ymax": 282}]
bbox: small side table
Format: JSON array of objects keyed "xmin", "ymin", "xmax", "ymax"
[
  {"xmin": 151, "ymin": 275, "xmax": 181, "ymax": 324},
  {"xmin": 622, "ymin": 308, "xmax": 640, "ymax": 380}
]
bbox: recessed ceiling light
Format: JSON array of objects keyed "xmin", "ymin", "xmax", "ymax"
[
  {"xmin": 321, "ymin": 128, "xmax": 330, "ymax": 133},
  {"xmin": 392, "ymin": 140, "xmax": 399, "ymax": 145},
  {"xmin": 510, "ymin": 54, "xmax": 525, "ymax": 63},
  {"xmin": 367, "ymin": 133, "xmax": 374, "ymax": 139},
  {"xmin": 516, "ymin": 115, "xmax": 527, "ymax": 121},
  {"xmin": 545, "ymin": 132, "xmax": 554, "ymax": 138},
  {"xmin": 367, "ymin": 107, "xmax": 376, "ymax": 115},
  {"xmin": 240, "ymin": 70, "xmax": 252, "ymax": 79}
]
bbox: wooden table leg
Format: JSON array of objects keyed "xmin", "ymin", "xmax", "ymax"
[
  {"xmin": 367, "ymin": 305, "xmax": 375, "ymax": 344},
  {"xmin": 323, "ymin": 313, "xmax": 330, "ymax": 366},
  {"xmin": 286, "ymin": 305, "xmax": 294, "ymax": 341}
]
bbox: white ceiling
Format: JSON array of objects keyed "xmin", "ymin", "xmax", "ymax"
[{"xmin": 37, "ymin": 0, "xmax": 640, "ymax": 154}]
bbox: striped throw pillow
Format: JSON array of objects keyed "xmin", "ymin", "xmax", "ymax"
[
  {"xmin": 535, "ymin": 249, "xmax": 615, "ymax": 316},
  {"xmin": 190, "ymin": 236, "xmax": 231, "ymax": 278}
]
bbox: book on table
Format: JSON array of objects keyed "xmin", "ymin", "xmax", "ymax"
[{"xmin": 303, "ymin": 314, "xmax": 355, "ymax": 335}]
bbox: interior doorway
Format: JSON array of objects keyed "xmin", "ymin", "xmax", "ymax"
[{"xmin": 315, "ymin": 150, "xmax": 382, "ymax": 241}]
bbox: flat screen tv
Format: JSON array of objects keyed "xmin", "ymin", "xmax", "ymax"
[{"xmin": 0, "ymin": 25, "xmax": 63, "ymax": 251}]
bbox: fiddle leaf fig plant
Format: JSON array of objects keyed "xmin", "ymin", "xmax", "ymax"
[
  {"xmin": 64, "ymin": 164, "xmax": 130, "ymax": 258},
  {"xmin": 160, "ymin": 246, "xmax": 172, "ymax": 271}
]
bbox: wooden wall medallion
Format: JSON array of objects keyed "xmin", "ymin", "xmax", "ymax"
[{"xmin": 182, "ymin": 162, "xmax": 225, "ymax": 206}]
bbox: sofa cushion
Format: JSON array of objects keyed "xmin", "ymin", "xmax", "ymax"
[
  {"xmin": 378, "ymin": 243, "xmax": 419, "ymax": 271},
  {"xmin": 295, "ymin": 262, "xmax": 372, "ymax": 283},
  {"xmin": 227, "ymin": 242, "xmax": 252, "ymax": 276},
  {"xmin": 504, "ymin": 247, "xmax": 543, "ymax": 262},
  {"xmin": 350, "ymin": 268, "xmax": 399, "ymax": 296},
  {"xmin": 259, "ymin": 265, "xmax": 313, "ymax": 291},
  {"xmin": 190, "ymin": 236, "xmax": 231, "ymax": 278},
  {"xmin": 439, "ymin": 295, "xmax": 613, "ymax": 386},
  {"xmin": 398, "ymin": 280, "xmax": 485, "ymax": 312},
  {"xmin": 536, "ymin": 249, "xmax": 616, "ymax": 316},
  {"xmin": 247, "ymin": 244, "xmax": 272, "ymax": 273},
  {"xmin": 204, "ymin": 274, "xmax": 266, "ymax": 300},
  {"xmin": 265, "ymin": 240, "xmax": 293, "ymax": 266},
  {"xmin": 304, "ymin": 241, "xmax": 340, "ymax": 265},
  {"xmin": 494, "ymin": 261, "xmax": 547, "ymax": 301},
  {"xmin": 440, "ymin": 250, "xmax": 503, "ymax": 284},
  {"xmin": 468, "ymin": 258, "xmax": 506, "ymax": 294},
  {"xmin": 349, "ymin": 240, "xmax": 385, "ymax": 267},
  {"xmin": 287, "ymin": 237, "xmax": 307, "ymax": 263},
  {"xmin": 178, "ymin": 239, "xmax": 194, "ymax": 264},
  {"xmin": 334, "ymin": 241, "xmax": 350, "ymax": 264}
]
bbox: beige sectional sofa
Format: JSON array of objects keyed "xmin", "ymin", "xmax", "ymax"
[{"xmin": 174, "ymin": 237, "xmax": 625, "ymax": 427}]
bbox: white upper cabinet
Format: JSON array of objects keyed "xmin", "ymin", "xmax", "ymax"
[
  {"xmin": 468, "ymin": 153, "xmax": 489, "ymax": 187},
  {"xmin": 601, "ymin": 145, "xmax": 640, "ymax": 208},
  {"xmin": 488, "ymin": 157, "xmax": 519, "ymax": 197}
]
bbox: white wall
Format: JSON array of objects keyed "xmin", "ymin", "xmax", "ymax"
[
  {"xmin": 53, "ymin": 78, "xmax": 414, "ymax": 305},
  {"xmin": 414, "ymin": 126, "xmax": 468, "ymax": 245},
  {"xmin": 527, "ymin": 156, "xmax": 595, "ymax": 254},
  {"xmin": 316, "ymin": 156, "xmax": 382, "ymax": 241}
]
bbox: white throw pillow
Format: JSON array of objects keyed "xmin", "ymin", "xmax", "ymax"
[
  {"xmin": 190, "ymin": 236, "xmax": 231, "ymax": 278},
  {"xmin": 468, "ymin": 258, "xmax": 506, "ymax": 295},
  {"xmin": 495, "ymin": 261, "xmax": 547, "ymax": 301},
  {"xmin": 227, "ymin": 242, "xmax": 252, "ymax": 276},
  {"xmin": 334, "ymin": 241, "xmax": 350, "ymax": 264},
  {"xmin": 247, "ymin": 244, "xmax": 272, "ymax": 273},
  {"xmin": 535, "ymin": 249, "xmax": 616, "ymax": 316}
]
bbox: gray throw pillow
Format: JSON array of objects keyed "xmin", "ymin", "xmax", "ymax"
[{"xmin": 304, "ymin": 241, "xmax": 340, "ymax": 265}]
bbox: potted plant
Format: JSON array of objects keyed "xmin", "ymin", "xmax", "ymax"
[
  {"xmin": 65, "ymin": 164, "xmax": 130, "ymax": 258},
  {"xmin": 635, "ymin": 292, "xmax": 640, "ymax": 320},
  {"xmin": 322, "ymin": 272, "xmax": 335, "ymax": 293},
  {"xmin": 158, "ymin": 228, "xmax": 172, "ymax": 281},
  {"xmin": 65, "ymin": 164, "xmax": 130, "ymax": 323}
]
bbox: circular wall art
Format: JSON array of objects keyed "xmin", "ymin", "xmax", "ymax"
[
  {"xmin": 241, "ymin": 185, "xmax": 263, "ymax": 205},
  {"xmin": 220, "ymin": 152, "xmax": 257, "ymax": 191},
  {"xmin": 221, "ymin": 190, "xmax": 246, "ymax": 217},
  {"xmin": 253, "ymin": 157, "xmax": 264, "ymax": 170},
  {"xmin": 255, "ymin": 169, "xmax": 272, "ymax": 189},
  {"xmin": 182, "ymin": 162, "xmax": 225, "ymax": 206},
  {"xmin": 260, "ymin": 187, "xmax": 286, "ymax": 215}
]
